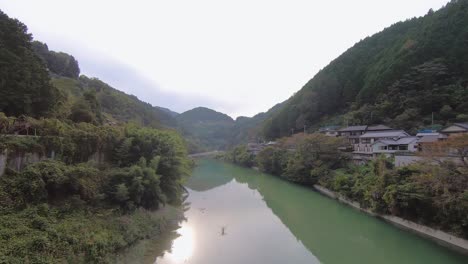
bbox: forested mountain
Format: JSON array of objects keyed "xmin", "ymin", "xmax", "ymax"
[
  {"xmin": 51, "ymin": 76, "xmax": 178, "ymax": 128},
  {"xmin": 229, "ymin": 103, "xmax": 284, "ymax": 144},
  {"xmin": 261, "ymin": 0, "xmax": 468, "ymax": 139},
  {"xmin": 0, "ymin": 10, "xmax": 61, "ymax": 117},
  {"xmin": 176, "ymin": 107, "xmax": 235, "ymax": 151},
  {"xmin": 0, "ymin": 9, "xmax": 177, "ymax": 129},
  {"xmin": 32, "ymin": 41, "xmax": 80, "ymax": 78},
  {"xmin": 177, "ymin": 107, "xmax": 233, "ymax": 123},
  {"xmin": 157, "ymin": 106, "xmax": 179, "ymax": 117}
]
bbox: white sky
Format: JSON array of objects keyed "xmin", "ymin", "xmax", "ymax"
[{"xmin": 0, "ymin": 0, "xmax": 449, "ymax": 118}]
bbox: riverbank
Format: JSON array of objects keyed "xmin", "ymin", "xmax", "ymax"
[
  {"xmin": 313, "ymin": 185, "xmax": 468, "ymax": 255},
  {"xmin": 114, "ymin": 205, "xmax": 186, "ymax": 263},
  {"xmin": 0, "ymin": 204, "xmax": 185, "ymax": 263},
  {"xmin": 157, "ymin": 159, "xmax": 468, "ymax": 264}
]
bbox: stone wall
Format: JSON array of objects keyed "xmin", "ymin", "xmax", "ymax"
[{"xmin": 313, "ymin": 185, "xmax": 468, "ymax": 255}]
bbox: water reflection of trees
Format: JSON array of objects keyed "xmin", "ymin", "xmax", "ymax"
[
  {"xmin": 185, "ymin": 160, "xmax": 234, "ymax": 191},
  {"xmin": 231, "ymin": 166, "xmax": 467, "ymax": 264}
]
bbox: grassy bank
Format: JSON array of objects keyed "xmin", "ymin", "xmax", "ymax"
[{"xmin": 0, "ymin": 205, "xmax": 184, "ymax": 263}]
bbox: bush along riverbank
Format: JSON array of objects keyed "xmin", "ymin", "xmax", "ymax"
[
  {"xmin": 0, "ymin": 116, "xmax": 192, "ymax": 263},
  {"xmin": 224, "ymin": 133, "xmax": 468, "ymax": 241}
]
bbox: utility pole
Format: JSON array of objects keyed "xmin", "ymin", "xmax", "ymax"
[
  {"xmin": 431, "ymin": 112, "xmax": 434, "ymax": 127},
  {"xmin": 291, "ymin": 128, "xmax": 294, "ymax": 136}
]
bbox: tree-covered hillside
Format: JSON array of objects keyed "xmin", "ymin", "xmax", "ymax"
[
  {"xmin": 229, "ymin": 103, "xmax": 284, "ymax": 145},
  {"xmin": 0, "ymin": 10, "xmax": 61, "ymax": 117},
  {"xmin": 32, "ymin": 41, "xmax": 80, "ymax": 78},
  {"xmin": 51, "ymin": 76, "xmax": 178, "ymax": 128},
  {"xmin": 0, "ymin": 9, "xmax": 177, "ymax": 129},
  {"xmin": 262, "ymin": 0, "xmax": 468, "ymax": 139},
  {"xmin": 176, "ymin": 107, "xmax": 235, "ymax": 151},
  {"xmin": 0, "ymin": 10, "xmax": 190, "ymax": 262}
]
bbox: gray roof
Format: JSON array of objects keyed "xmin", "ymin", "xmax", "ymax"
[
  {"xmin": 338, "ymin": 125, "xmax": 367, "ymax": 132},
  {"xmin": 374, "ymin": 137, "xmax": 418, "ymax": 145},
  {"xmin": 455, "ymin": 123, "xmax": 468, "ymax": 130},
  {"xmin": 416, "ymin": 132, "xmax": 447, "ymax": 141},
  {"xmin": 416, "ymin": 132, "xmax": 440, "ymax": 137},
  {"xmin": 418, "ymin": 136, "xmax": 440, "ymax": 143},
  {"xmin": 441, "ymin": 123, "xmax": 468, "ymax": 132},
  {"xmin": 367, "ymin": 125, "xmax": 393, "ymax": 131},
  {"xmin": 360, "ymin": 130, "xmax": 409, "ymax": 138}
]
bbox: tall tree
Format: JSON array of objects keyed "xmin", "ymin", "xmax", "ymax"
[{"xmin": 0, "ymin": 10, "xmax": 61, "ymax": 117}]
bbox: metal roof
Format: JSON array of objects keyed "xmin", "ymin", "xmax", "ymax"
[
  {"xmin": 455, "ymin": 123, "xmax": 468, "ymax": 130},
  {"xmin": 338, "ymin": 125, "xmax": 367, "ymax": 132},
  {"xmin": 367, "ymin": 125, "xmax": 393, "ymax": 131},
  {"xmin": 417, "ymin": 136, "xmax": 440, "ymax": 143},
  {"xmin": 374, "ymin": 137, "xmax": 419, "ymax": 145},
  {"xmin": 360, "ymin": 130, "xmax": 409, "ymax": 138},
  {"xmin": 416, "ymin": 132, "xmax": 440, "ymax": 137},
  {"xmin": 441, "ymin": 123, "xmax": 468, "ymax": 132}
]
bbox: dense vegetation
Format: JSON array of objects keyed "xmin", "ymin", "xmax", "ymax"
[
  {"xmin": 176, "ymin": 107, "xmax": 235, "ymax": 151},
  {"xmin": 261, "ymin": 0, "xmax": 468, "ymax": 139},
  {"xmin": 226, "ymin": 133, "xmax": 468, "ymax": 239},
  {"xmin": 224, "ymin": 145, "xmax": 255, "ymax": 168},
  {"xmin": 228, "ymin": 103, "xmax": 284, "ymax": 145},
  {"xmin": 32, "ymin": 41, "xmax": 80, "ymax": 79},
  {"xmin": 0, "ymin": 10, "xmax": 61, "ymax": 118},
  {"xmin": 176, "ymin": 104, "xmax": 284, "ymax": 152},
  {"xmin": 0, "ymin": 115, "xmax": 190, "ymax": 262},
  {"xmin": 0, "ymin": 10, "xmax": 191, "ymax": 262},
  {"xmin": 51, "ymin": 76, "xmax": 178, "ymax": 128}
]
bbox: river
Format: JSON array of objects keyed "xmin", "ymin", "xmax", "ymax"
[{"xmin": 148, "ymin": 159, "xmax": 468, "ymax": 264}]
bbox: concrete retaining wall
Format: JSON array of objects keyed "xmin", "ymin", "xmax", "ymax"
[
  {"xmin": 394, "ymin": 155, "xmax": 424, "ymax": 167},
  {"xmin": 313, "ymin": 185, "xmax": 468, "ymax": 255},
  {"xmin": 8, "ymin": 152, "xmax": 45, "ymax": 172},
  {"xmin": 0, "ymin": 150, "xmax": 47, "ymax": 177},
  {"xmin": 0, "ymin": 150, "xmax": 7, "ymax": 177},
  {"xmin": 0, "ymin": 149, "xmax": 107, "ymax": 177}
]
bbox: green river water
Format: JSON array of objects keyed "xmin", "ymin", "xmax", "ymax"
[{"xmin": 150, "ymin": 159, "xmax": 467, "ymax": 264}]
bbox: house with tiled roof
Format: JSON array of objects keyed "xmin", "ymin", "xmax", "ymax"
[
  {"xmin": 372, "ymin": 137, "xmax": 419, "ymax": 155},
  {"xmin": 440, "ymin": 123, "xmax": 468, "ymax": 137},
  {"xmin": 337, "ymin": 125, "xmax": 393, "ymax": 151},
  {"xmin": 352, "ymin": 130, "xmax": 411, "ymax": 163}
]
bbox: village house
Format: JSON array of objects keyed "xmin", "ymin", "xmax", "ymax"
[
  {"xmin": 352, "ymin": 130, "xmax": 411, "ymax": 164},
  {"xmin": 440, "ymin": 123, "xmax": 468, "ymax": 137},
  {"xmin": 246, "ymin": 141, "xmax": 277, "ymax": 155},
  {"xmin": 372, "ymin": 137, "xmax": 419, "ymax": 155},
  {"xmin": 415, "ymin": 131, "xmax": 447, "ymax": 151},
  {"xmin": 318, "ymin": 125, "xmax": 340, "ymax": 137},
  {"xmin": 338, "ymin": 125, "xmax": 393, "ymax": 151}
]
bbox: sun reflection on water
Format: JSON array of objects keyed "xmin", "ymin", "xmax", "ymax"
[{"xmin": 158, "ymin": 223, "xmax": 195, "ymax": 263}]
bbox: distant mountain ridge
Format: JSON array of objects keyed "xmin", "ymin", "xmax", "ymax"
[{"xmin": 177, "ymin": 107, "xmax": 234, "ymax": 123}]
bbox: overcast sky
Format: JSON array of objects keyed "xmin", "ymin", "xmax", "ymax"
[{"xmin": 0, "ymin": 0, "xmax": 449, "ymax": 118}]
